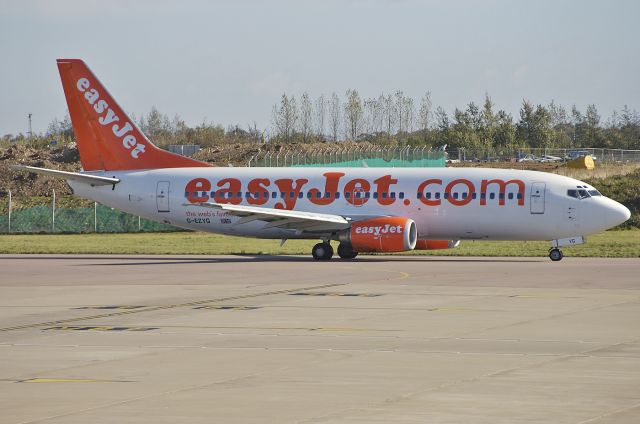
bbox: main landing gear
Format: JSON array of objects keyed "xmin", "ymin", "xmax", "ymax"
[
  {"xmin": 549, "ymin": 248, "xmax": 564, "ymax": 261},
  {"xmin": 337, "ymin": 243, "xmax": 358, "ymax": 259},
  {"xmin": 312, "ymin": 242, "xmax": 333, "ymax": 260},
  {"xmin": 311, "ymin": 242, "xmax": 359, "ymax": 260}
]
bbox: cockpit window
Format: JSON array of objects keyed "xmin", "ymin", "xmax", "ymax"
[
  {"xmin": 567, "ymin": 189, "xmax": 591, "ymax": 199},
  {"xmin": 588, "ymin": 190, "xmax": 602, "ymax": 196},
  {"xmin": 578, "ymin": 189, "xmax": 590, "ymax": 198}
]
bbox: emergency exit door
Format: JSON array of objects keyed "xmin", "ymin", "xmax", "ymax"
[
  {"xmin": 156, "ymin": 181, "xmax": 170, "ymax": 212},
  {"xmin": 530, "ymin": 182, "xmax": 546, "ymax": 214}
]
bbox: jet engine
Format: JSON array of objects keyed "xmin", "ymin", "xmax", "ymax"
[
  {"xmin": 338, "ymin": 217, "xmax": 417, "ymax": 253},
  {"xmin": 414, "ymin": 239, "xmax": 461, "ymax": 250}
]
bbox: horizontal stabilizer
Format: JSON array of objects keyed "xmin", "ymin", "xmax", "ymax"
[{"xmin": 10, "ymin": 165, "xmax": 120, "ymax": 186}]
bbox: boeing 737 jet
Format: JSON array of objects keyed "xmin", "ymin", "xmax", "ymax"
[{"xmin": 11, "ymin": 59, "xmax": 631, "ymax": 260}]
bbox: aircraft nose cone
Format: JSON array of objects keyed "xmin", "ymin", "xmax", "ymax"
[{"xmin": 606, "ymin": 199, "xmax": 631, "ymax": 227}]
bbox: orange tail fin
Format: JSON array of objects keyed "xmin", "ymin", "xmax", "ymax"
[{"xmin": 57, "ymin": 59, "xmax": 210, "ymax": 171}]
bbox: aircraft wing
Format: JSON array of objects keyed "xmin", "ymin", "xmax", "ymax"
[
  {"xmin": 10, "ymin": 165, "xmax": 120, "ymax": 186},
  {"xmin": 186, "ymin": 201, "xmax": 354, "ymax": 233}
]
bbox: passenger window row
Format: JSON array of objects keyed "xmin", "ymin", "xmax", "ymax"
[
  {"xmin": 417, "ymin": 192, "xmax": 523, "ymax": 200},
  {"xmin": 184, "ymin": 191, "xmax": 406, "ymax": 200},
  {"xmin": 184, "ymin": 190, "xmax": 523, "ymax": 201}
]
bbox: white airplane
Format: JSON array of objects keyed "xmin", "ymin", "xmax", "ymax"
[{"xmin": 12, "ymin": 59, "xmax": 631, "ymax": 261}]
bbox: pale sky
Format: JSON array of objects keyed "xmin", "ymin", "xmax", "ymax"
[{"xmin": 1, "ymin": 0, "xmax": 638, "ymax": 135}]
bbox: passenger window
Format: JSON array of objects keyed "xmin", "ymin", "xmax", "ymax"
[
  {"xmin": 271, "ymin": 192, "xmax": 277, "ymax": 199},
  {"xmin": 307, "ymin": 192, "xmax": 312, "ymax": 199},
  {"xmin": 382, "ymin": 193, "xmax": 387, "ymax": 199},
  {"xmin": 472, "ymin": 193, "xmax": 477, "ymax": 199},
  {"xmin": 462, "ymin": 192, "xmax": 468, "ymax": 199},
  {"xmin": 499, "ymin": 193, "xmax": 505, "ymax": 200},
  {"xmin": 399, "ymin": 192, "xmax": 405, "ymax": 199},
  {"xmin": 345, "ymin": 192, "xmax": 351, "ymax": 199},
  {"xmin": 336, "ymin": 192, "xmax": 341, "ymax": 199},
  {"xmin": 426, "ymin": 192, "xmax": 431, "ymax": 200},
  {"xmin": 289, "ymin": 192, "xmax": 295, "ymax": 199},
  {"xmin": 435, "ymin": 192, "xmax": 441, "ymax": 199},
  {"xmin": 490, "ymin": 193, "xmax": 495, "ymax": 200},
  {"xmin": 508, "ymin": 193, "xmax": 514, "ymax": 200},
  {"xmin": 373, "ymin": 192, "xmax": 379, "ymax": 199},
  {"xmin": 481, "ymin": 193, "xmax": 486, "ymax": 200},
  {"xmin": 517, "ymin": 193, "xmax": 523, "ymax": 199},
  {"xmin": 390, "ymin": 192, "xmax": 396, "ymax": 199},
  {"xmin": 453, "ymin": 192, "xmax": 459, "ymax": 199},
  {"xmin": 417, "ymin": 192, "xmax": 422, "ymax": 199},
  {"xmin": 364, "ymin": 192, "xmax": 370, "ymax": 199},
  {"xmin": 315, "ymin": 192, "xmax": 321, "ymax": 199},
  {"xmin": 325, "ymin": 192, "xmax": 331, "ymax": 198},
  {"xmin": 443, "ymin": 193, "xmax": 449, "ymax": 199},
  {"xmin": 298, "ymin": 192, "xmax": 303, "ymax": 199}
]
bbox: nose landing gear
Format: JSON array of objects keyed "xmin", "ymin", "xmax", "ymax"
[{"xmin": 549, "ymin": 248, "xmax": 563, "ymax": 261}]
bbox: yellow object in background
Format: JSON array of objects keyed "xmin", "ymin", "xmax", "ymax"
[{"xmin": 567, "ymin": 155, "xmax": 595, "ymax": 170}]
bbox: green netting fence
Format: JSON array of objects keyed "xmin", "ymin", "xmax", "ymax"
[{"xmin": 0, "ymin": 195, "xmax": 182, "ymax": 234}]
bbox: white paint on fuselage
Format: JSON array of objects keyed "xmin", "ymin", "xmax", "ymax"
[{"xmin": 69, "ymin": 167, "xmax": 630, "ymax": 242}]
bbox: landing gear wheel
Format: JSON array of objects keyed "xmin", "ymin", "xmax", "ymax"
[
  {"xmin": 337, "ymin": 243, "xmax": 358, "ymax": 259},
  {"xmin": 549, "ymin": 248, "xmax": 563, "ymax": 262},
  {"xmin": 312, "ymin": 242, "xmax": 334, "ymax": 260}
]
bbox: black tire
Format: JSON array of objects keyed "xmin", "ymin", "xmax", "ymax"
[
  {"xmin": 337, "ymin": 243, "xmax": 358, "ymax": 259},
  {"xmin": 549, "ymin": 248, "xmax": 563, "ymax": 261},
  {"xmin": 312, "ymin": 242, "xmax": 333, "ymax": 260}
]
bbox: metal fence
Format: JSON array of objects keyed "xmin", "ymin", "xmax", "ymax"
[
  {"xmin": 0, "ymin": 191, "xmax": 181, "ymax": 234},
  {"xmin": 247, "ymin": 145, "xmax": 640, "ymax": 167},
  {"xmin": 248, "ymin": 146, "xmax": 447, "ymax": 167},
  {"xmin": 447, "ymin": 147, "xmax": 640, "ymax": 163},
  {"xmin": 165, "ymin": 144, "xmax": 201, "ymax": 157}
]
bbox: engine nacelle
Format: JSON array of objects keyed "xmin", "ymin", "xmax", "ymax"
[
  {"xmin": 414, "ymin": 239, "xmax": 460, "ymax": 250},
  {"xmin": 339, "ymin": 217, "xmax": 417, "ymax": 252}
]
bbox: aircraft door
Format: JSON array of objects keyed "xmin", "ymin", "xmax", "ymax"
[
  {"xmin": 156, "ymin": 181, "xmax": 170, "ymax": 212},
  {"xmin": 530, "ymin": 182, "xmax": 545, "ymax": 214},
  {"xmin": 351, "ymin": 187, "xmax": 365, "ymax": 207}
]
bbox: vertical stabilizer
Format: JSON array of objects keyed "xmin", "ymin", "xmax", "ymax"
[{"xmin": 57, "ymin": 59, "xmax": 210, "ymax": 171}]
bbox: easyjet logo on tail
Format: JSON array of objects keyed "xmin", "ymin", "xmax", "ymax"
[{"xmin": 76, "ymin": 78, "xmax": 146, "ymax": 159}]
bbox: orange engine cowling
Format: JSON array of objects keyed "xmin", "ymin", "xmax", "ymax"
[
  {"xmin": 414, "ymin": 239, "xmax": 460, "ymax": 250},
  {"xmin": 340, "ymin": 217, "xmax": 417, "ymax": 253}
]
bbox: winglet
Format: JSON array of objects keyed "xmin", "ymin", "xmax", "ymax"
[{"xmin": 56, "ymin": 59, "xmax": 211, "ymax": 171}]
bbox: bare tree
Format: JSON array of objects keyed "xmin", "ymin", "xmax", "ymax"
[
  {"xmin": 403, "ymin": 96, "xmax": 415, "ymax": 133},
  {"xmin": 418, "ymin": 91, "xmax": 432, "ymax": 137},
  {"xmin": 344, "ymin": 89, "xmax": 364, "ymax": 140},
  {"xmin": 271, "ymin": 94, "xmax": 298, "ymax": 142},
  {"xmin": 381, "ymin": 93, "xmax": 396, "ymax": 137},
  {"xmin": 315, "ymin": 94, "xmax": 326, "ymax": 140},
  {"xmin": 395, "ymin": 91, "xmax": 406, "ymax": 133},
  {"xmin": 329, "ymin": 92, "xmax": 341, "ymax": 141},
  {"xmin": 299, "ymin": 93, "xmax": 313, "ymax": 143},
  {"xmin": 364, "ymin": 97, "xmax": 382, "ymax": 135}
]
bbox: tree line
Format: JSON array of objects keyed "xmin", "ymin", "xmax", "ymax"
[
  {"xmin": 2, "ymin": 93, "xmax": 639, "ymax": 151},
  {"xmin": 271, "ymin": 91, "xmax": 640, "ymax": 150}
]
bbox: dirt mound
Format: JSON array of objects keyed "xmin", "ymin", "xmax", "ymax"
[{"xmin": 0, "ymin": 145, "xmax": 83, "ymax": 197}]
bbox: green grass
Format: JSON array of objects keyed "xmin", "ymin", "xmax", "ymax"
[{"xmin": 0, "ymin": 230, "xmax": 638, "ymax": 257}]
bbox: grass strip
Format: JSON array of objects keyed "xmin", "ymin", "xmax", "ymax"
[{"xmin": 0, "ymin": 230, "xmax": 638, "ymax": 257}]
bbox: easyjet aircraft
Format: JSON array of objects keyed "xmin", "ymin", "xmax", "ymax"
[{"xmin": 12, "ymin": 59, "xmax": 631, "ymax": 261}]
